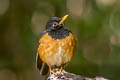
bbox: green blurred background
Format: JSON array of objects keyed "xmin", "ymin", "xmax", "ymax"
[{"xmin": 0, "ymin": 0, "xmax": 120, "ymax": 80}]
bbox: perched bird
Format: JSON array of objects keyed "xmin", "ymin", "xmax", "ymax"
[{"xmin": 36, "ymin": 15, "xmax": 77, "ymax": 75}]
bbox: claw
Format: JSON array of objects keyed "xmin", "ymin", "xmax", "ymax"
[{"xmin": 49, "ymin": 66, "xmax": 65, "ymax": 74}]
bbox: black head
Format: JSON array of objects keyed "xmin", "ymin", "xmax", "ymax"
[
  {"xmin": 46, "ymin": 17, "xmax": 63, "ymax": 31},
  {"xmin": 46, "ymin": 15, "xmax": 68, "ymax": 31},
  {"xmin": 43, "ymin": 15, "xmax": 71, "ymax": 39}
]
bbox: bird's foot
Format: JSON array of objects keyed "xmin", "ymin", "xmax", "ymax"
[
  {"xmin": 50, "ymin": 68, "xmax": 54, "ymax": 75},
  {"xmin": 50, "ymin": 70, "xmax": 54, "ymax": 75},
  {"xmin": 59, "ymin": 67, "xmax": 65, "ymax": 72},
  {"xmin": 49, "ymin": 66, "xmax": 65, "ymax": 75}
]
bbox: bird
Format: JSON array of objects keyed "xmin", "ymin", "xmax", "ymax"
[{"xmin": 36, "ymin": 14, "xmax": 77, "ymax": 75}]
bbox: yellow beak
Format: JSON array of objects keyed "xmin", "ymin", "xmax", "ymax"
[{"xmin": 59, "ymin": 14, "xmax": 69, "ymax": 24}]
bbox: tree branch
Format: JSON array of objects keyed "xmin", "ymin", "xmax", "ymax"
[{"xmin": 47, "ymin": 70, "xmax": 108, "ymax": 80}]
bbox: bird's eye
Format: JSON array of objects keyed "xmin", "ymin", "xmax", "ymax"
[{"xmin": 53, "ymin": 22, "xmax": 58, "ymax": 27}]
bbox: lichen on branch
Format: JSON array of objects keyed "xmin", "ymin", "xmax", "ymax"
[{"xmin": 47, "ymin": 70, "xmax": 108, "ymax": 80}]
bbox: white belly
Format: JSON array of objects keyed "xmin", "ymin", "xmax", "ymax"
[{"xmin": 47, "ymin": 46, "xmax": 69, "ymax": 66}]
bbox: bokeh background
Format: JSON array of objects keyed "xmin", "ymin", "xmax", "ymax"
[{"xmin": 0, "ymin": 0, "xmax": 120, "ymax": 80}]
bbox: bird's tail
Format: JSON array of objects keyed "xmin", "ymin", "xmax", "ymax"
[{"xmin": 36, "ymin": 53, "xmax": 49, "ymax": 75}]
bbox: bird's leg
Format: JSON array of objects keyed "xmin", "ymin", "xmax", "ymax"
[
  {"xmin": 59, "ymin": 66, "xmax": 64, "ymax": 72},
  {"xmin": 49, "ymin": 66, "xmax": 54, "ymax": 75},
  {"xmin": 49, "ymin": 65, "xmax": 56, "ymax": 74}
]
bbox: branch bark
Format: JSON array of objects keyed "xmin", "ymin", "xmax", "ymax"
[{"xmin": 47, "ymin": 70, "xmax": 108, "ymax": 80}]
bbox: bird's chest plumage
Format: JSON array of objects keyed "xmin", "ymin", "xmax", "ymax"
[{"xmin": 38, "ymin": 33, "xmax": 76, "ymax": 66}]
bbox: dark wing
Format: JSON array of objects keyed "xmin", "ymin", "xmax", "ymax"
[{"xmin": 36, "ymin": 53, "xmax": 49, "ymax": 75}]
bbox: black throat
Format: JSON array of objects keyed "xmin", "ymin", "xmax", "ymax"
[{"xmin": 46, "ymin": 27, "xmax": 71, "ymax": 39}]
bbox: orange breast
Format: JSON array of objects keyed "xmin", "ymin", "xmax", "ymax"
[{"xmin": 38, "ymin": 33, "xmax": 77, "ymax": 66}]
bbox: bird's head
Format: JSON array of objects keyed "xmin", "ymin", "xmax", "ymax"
[{"xmin": 46, "ymin": 15, "xmax": 68, "ymax": 31}]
